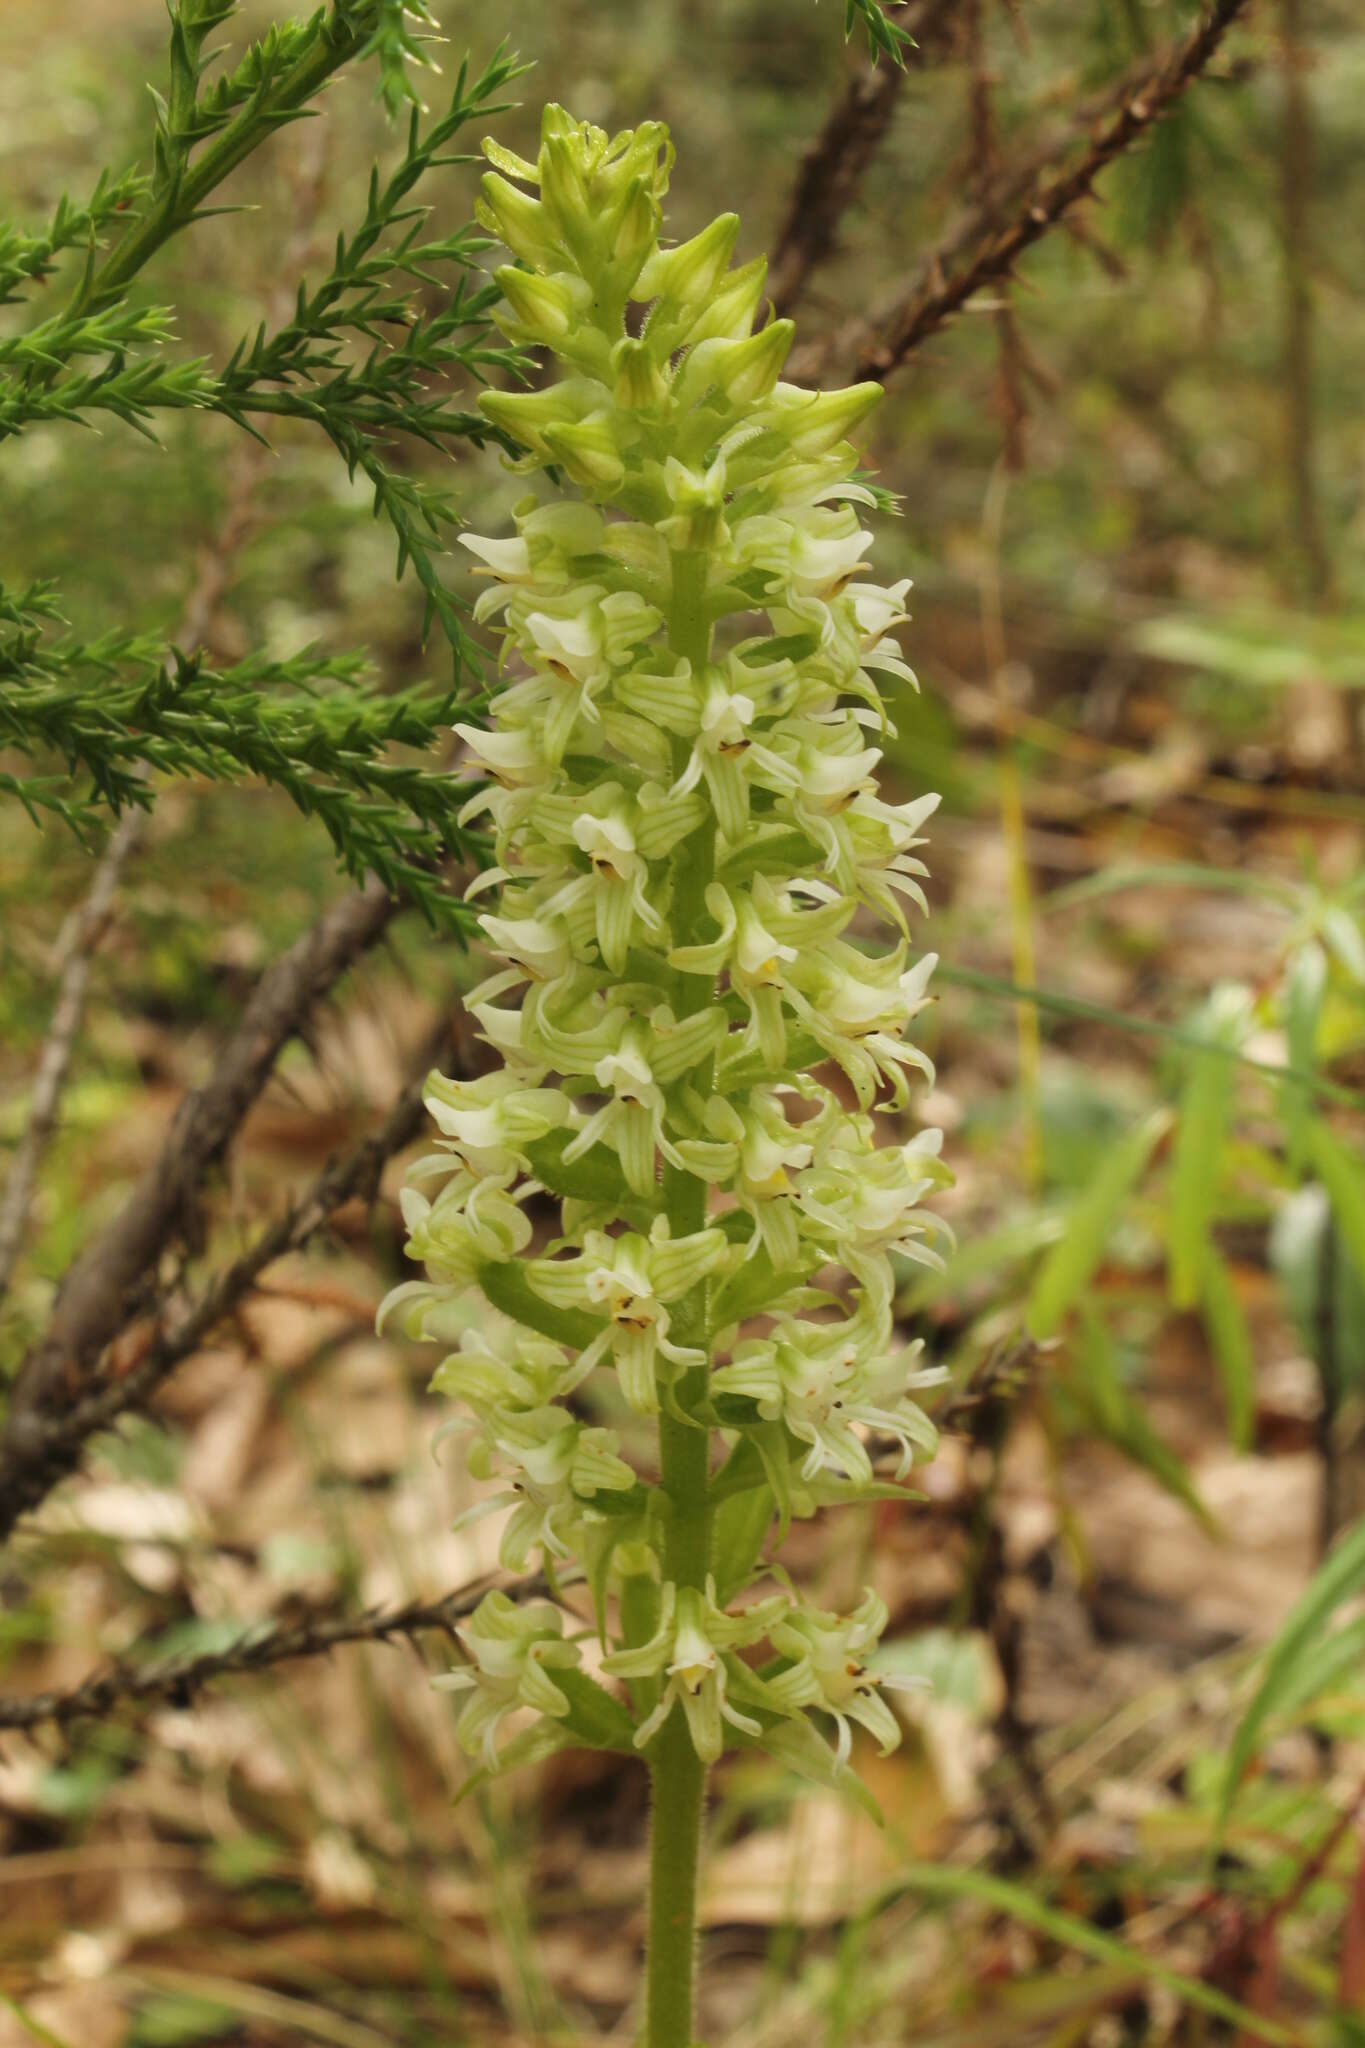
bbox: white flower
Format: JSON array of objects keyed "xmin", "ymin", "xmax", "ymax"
[
  {"xmin": 527, "ymin": 1218, "xmax": 728, "ymax": 1411},
  {"xmin": 713, "ymin": 1295, "xmax": 941, "ymax": 1484},
  {"xmin": 762, "ymin": 1591, "xmax": 926, "ymax": 1767},
  {"xmin": 435, "ymin": 1592, "xmax": 581, "ymax": 1771},
  {"xmin": 601, "ymin": 1579, "xmax": 788, "ymax": 1761}
]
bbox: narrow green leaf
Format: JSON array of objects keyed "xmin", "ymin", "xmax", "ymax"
[
  {"xmin": 523, "ymin": 1130, "xmax": 657, "ymax": 1224},
  {"xmin": 935, "ymin": 965, "xmax": 1365, "ymax": 1111},
  {"xmin": 1200, "ymin": 1248, "xmax": 1256, "ymax": 1453},
  {"xmin": 710, "ymin": 1250, "xmax": 814, "ymax": 1332},
  {"xmin": 0, "ymin": 1995, "xmax": 80, "ymax": 2048},
  {"xmin": 555, "ymin": 1670, "xmax": 638, "ymax": 1753},
  {"xmin": 1169, "ymin": 992, "xmax": 1246, "ymax": 1310},
  {"xmin": 1283, "ymin": 942, "xmax": 1327, "ymax": 1173},
  {"xmin": 1218, "ymin": 1514, "xmax": 1365, "ymax": 1832},
  {"xmin": 884, "ymin": 1865, "xmax": 1294, "ymax": 2045},
  {"xmin": 477, "ymin": 1263, "xmax": 606, "ymax": 1352},
  {"xmin": 712, "ymin": 1479, "xmax": 776, "ymax": 1605},
  {"xmin": 1309, "ymin": 1120, "xmax": 1365, "ymax": 1290},
  {"xmin": 1026, "ymin": 1108, "xmax": 1172, "ymax": 1340},
  {"xmin": 1074, "ymin": 1310, "xmax": 1214, "ymax": 1529}
]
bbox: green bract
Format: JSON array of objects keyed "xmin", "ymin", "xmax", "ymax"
[{"xmin": 381, "ymin": 104, "xmax": 949, "ymax": 1801}]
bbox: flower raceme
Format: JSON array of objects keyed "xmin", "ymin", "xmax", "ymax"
[{"xmin": 380, "ymin": 105, "xmax": 950, "ymax": 1798}]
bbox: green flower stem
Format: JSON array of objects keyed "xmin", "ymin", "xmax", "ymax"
[
  {"xmin": 644, "ymin": 545, "xmax": 716, "ymax": 2048},
  {"xmin": 646, "ymin": 1706, "xmax": 708, "ymax": 2048}
]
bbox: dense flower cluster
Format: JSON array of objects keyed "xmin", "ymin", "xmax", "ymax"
[{"xmin": 381, "ymin": 105, "xmax": 948, "ymax": 1788}]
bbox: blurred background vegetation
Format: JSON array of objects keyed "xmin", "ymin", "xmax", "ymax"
[{"xmin": 1, "ymin": 1, "xmax": 1364, "ymax": 2043}]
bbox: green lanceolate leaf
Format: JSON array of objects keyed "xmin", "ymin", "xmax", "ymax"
[
  {"xmin": 881, "ymin": 1866, "xmax": 1293, "ymax": 2045},
  {"xmin": 1168, "ymin": 989, "xmax": 1248, "ymax": 1311},
  {"xmin": 1283, "ymin": 942, "xmax": 1327, "ymax": 1175},
  {"xmin": 709, "ymin": 1249, "xmax": 814, "ymax": 1332},
  {"xmin": 1309, "ymin": 1119, "xmax": 1365, "ymax": 1291},
  {"xmin": 1218, "ymin": 1515, "xmax": 1365, "ymax": 1834},
  {"xmin": 555, "ymin": 1670, "xmax": 639, "ymax": 1752},
  {"xmin": 1026, "ymin": 1108, "xmax": 1172, "ymax": 1340},
  {"xmin": 1072, "ymin": 1309, "xmax": 1214, "ymax": 1529},
  {"xmin": 477, "ymin": 1263, "xmax": 607, "ymax": 1352},
  {"xmin": 524, "ymin": 1130, "xmax": 657, "ymax": 1223}
]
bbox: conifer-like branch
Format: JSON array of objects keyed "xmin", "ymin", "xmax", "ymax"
[
  {"xmin": 1, "ymin": 35, "xmax": 527, "ymax": 669},
  {"xmin": 0, "ymin": 604, "xmax": 487, "ymax": 921}
]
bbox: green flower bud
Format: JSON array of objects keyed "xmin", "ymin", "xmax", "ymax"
[
  {"xmin": 543, "ymin": 418, "xmax": 626, "ymax": 490},
  {"xmin": 658, "ymin": 455, "xmax": 728, "ymax": 551},
  {"xmin": 495, "ymin": 265, "xmax": 591, "ymax": 344},
  {"xmin": 675, "ymin": 320, "xmax": 794, "ymax": 411},
  {"xmin": 634, "ymin": 212, "xmax": 740, "ymax": 306},
  {"xmin": 539, "ymin": 131, "xmax": 594, "ymax": 253},
  {"xmin": 607, "ymin": 177, "xmax": 662, "ymax": 288},
  {"xmin": 482, "ymin": 137, "xmax": 541, "ymax": 185},
  {"xmin": 478, "ymin": 378, "xmax": 604, "ymax": 459},
  {"xmin": 476, "ymin": 172, "xmax": 562, "ymax": 270},
  {"xmin": 680, "ymin": 257, "xmax": 768, "ymax": 345},
  {"xmin": 756, "ymin": 380, "xmax": 884, "ymax": 459},
  {"xmin": 612, "ymin": 336, "xmax": 670, "ymax": 412}
]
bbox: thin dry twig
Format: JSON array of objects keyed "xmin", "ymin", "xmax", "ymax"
[
  {"xmin": 0, "ymin": 875, "xmax": 404, "ymax": 1542},
  {"xmin": 0, "ymin": 813, "xmax": 141, "ymax": 1299},
  {"xmin": 44, "ymin": 1006, "xmax": 473, "ymax": 1456},
  {"xmin": 769, "ymin": 0, "xmax": 960, "ymax": 315},
  {"xmin": 856, "ymin": 0, "xmax": 1253, "ymax": 377},
  {"xmin": 787, "ymin": 0, "xmax": 1252, "ymax": 385},
  {"xmin": 0, "ymin": 1568, "xmax": 547, "ymax": 1735}
]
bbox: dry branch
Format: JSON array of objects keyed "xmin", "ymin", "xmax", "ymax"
[
  {"xmin": 769, "ymin": 0, "xmax": 960, "ymax": 315},
  {"xmin": 855, "ymin": 0, "xmax": 1253, "ymax": 377},
  {"xmin": 0, "ymin": 1351, "xmax": 1023, "ymax": 1736},
  {"xmin": 0, "ymin": 1569, "xmax": 544, "ymax": 1734},
  {"xmin": 0, "ymin": 876, "xmax": 403, "ymax": 1542},
  {"xmin": 26, "ymin": 1006, "xmax": 474, "ymax": 1476},
  {"xmin": 0, "ymin": 812, "xmax": 141, "ymax": 1299}
]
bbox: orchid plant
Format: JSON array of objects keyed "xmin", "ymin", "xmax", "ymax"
[{"xmin": 380, "ymin": 104, "xmax": 948, "ymax": 2048}]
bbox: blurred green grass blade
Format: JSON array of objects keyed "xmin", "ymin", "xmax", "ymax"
[
  {"xmin": 1309, "ymin": 1121, "xmax": 1365, "ymax": 1289},
  {"xmin": 1044, "ymin": 863, "xmax": 1300, "ymax": 913},
  {"xmin": 886, "ymin": 1864, "xmax": 1294, "ymax": 2044},
  {"xmin": 1271, "ymin": 1610, "xmax": 1365, "ymax": 1723},
  {"xmin": 898, "ymin": 1210, "xmax": 1063, "ymax": 1314},
  {"xmin": 1218, "ymin": 1515, "xmax": 1365, "ymax": 1835},
  {"xmin": 1200, "ymin": 1248, "xmax": 1256, "ymax": 1452},
  {"xmin": 1169, "ymin": 990, "xmax": 1246, "ymax": 1310},
  {"xmin": 1026, "ymin": 1108, "xmax": 1172, "ymax": 1340},
  {"xmin": 1283, "ymin": 943, "xmax": 1327, "ymax": 1174},
  {"xmin": 0, "ymin": 1996, "xmax": 79, "ymax": 2048},
  {"xmin": 1076, "ymin": 1308, "xmax": 1214, "ymax": 1528},
  {"xmin": 938, "ymin": 964, "xmax": 1365, "ymax": 1110}
]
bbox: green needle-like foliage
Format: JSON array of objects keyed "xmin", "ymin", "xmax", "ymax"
[
  {"xmin": 0, "ymin": 582, "xmax": 487, "ymax": 925},
  {"xmin": 1, "ymin": 8, "xmax": 527, "ymax": 915}
]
